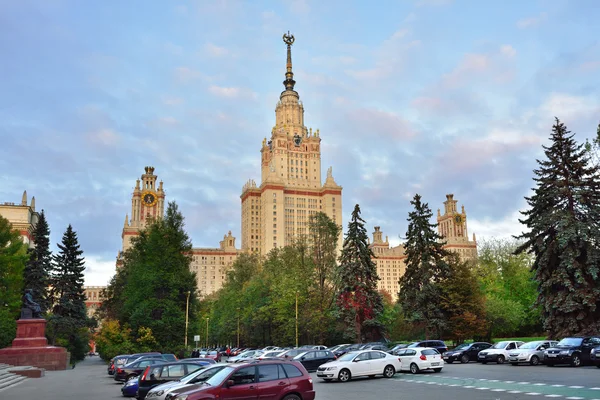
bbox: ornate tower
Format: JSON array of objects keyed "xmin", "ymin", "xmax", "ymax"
[
  {"xmin": 437, "ymin": 194, "xmax": 477, "ymax": 260},
  {"xmin": 121, "ymin": 166, "xmax": 166, "ymax": 254},
  {"xmin": 240, "ymin": 33, "xmax": 343, "ymax": 255}
]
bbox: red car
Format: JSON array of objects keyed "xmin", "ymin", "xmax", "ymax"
[
  {"xmin": 205, "ymin": 351, "xmax": 222, "ymax": 363},
  {"xmin": 169, "ymin": 360, "xmax": 315, "ymax": 400}
]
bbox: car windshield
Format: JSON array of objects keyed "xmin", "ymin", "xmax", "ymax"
[
  {"xmin": 490, "ymin": 341, "xmax": 510, "ymax": 349},
  {"xmin": 557, "ymin": 338, "xmax": 583, "ymax": 347},
  {"xmin": 454, "ymin": 343, "xmax": 470, "ymax": 350},
  {"xmin": 204, "ymin": 367, "xmax": 235, "ymax": 386},
  {"xmin": 519, "ymin": 341, "xmax": 543, "ymax": 349},
  {"xmin": 407, "ymin": 342, "xmax": 420, "ymax": 348},
  {"xmin": 186, "ymin": 366, "xmax": 226, "ymax": 384},
  {"xmin": 337, "ymin": 352, "xmax": 358, "ymax": 362}
]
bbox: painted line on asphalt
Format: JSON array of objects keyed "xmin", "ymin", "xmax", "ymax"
[
  {"xmin": 545, "ymin": 395, "xmax": 562, "ymax": 398},
  {"xmin": 526, "ymin": 393, "xmax": 542, "ymax": 396}
]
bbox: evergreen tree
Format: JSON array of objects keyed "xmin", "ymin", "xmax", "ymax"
[
  {"xmin": 516, "ymin": 118, "xmax": 600, "ymax": 337},
  {"xmin": 51, "ymin": 224, "xmax": 87, "ymax": 320},
  {"xmin": 336, "ymin": 204, "xmax": 383, "ymax": 342},
  {"xmin": 399, "ymin": 194, "xmax": 451, "ymax": 338},
  {"xmin": 24, "ymin": 210, "xmax": 51, "ymax": 314}
]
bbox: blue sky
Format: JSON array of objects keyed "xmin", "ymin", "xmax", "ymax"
[{"xmin": 1, "ymin": 0, "xmax": 599, "ymax": 286}]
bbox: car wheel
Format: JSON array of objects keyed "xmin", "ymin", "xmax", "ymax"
[
  {"xmin": 546, "ymin": 363, "xmax": 554, "ymax": 367},
  {"xmin": 338, "ymin": 368, "xmax": 351, "ymax": 382},
  {"xmin": 460, "ymin": 355, "xmax": 469, "ymax": 364},
  {"xmin": 383, "ymin": 365, "xmax": 395, "ymax": 378},
  {"xmin": 282, "ymin": 395, "xmax": 301, "ymax": 400},
  {"xmin": 410, "ymin": 363, "xmax": 419, "ymax": 374},
  {"xmin": 596, "ymin": 365, "xmax": 600, "ymax": 369},
  {"xmin": 446, "ymin": 360, "xmax": 453, "ymax": 364},
  {"xmin": 481, "ymin": 361, "xmax": 487, "ymax": 364},
  {"xmin": 530, "ymin": 355, "xmax": 540, "ymax": 366},
  {"xmin": 511, "ymin": 362, "xmax": 518, "ymax": 366},
  {"xmin": 433, "ymin": 368, "xmax": 442, "ymax": 373},
  {"xmin": 571, "ymin": 354, "xmax": 581, "ymax": 367},
  {"xmin": 496, "ymin": 355, "xmax": 505, "ymax": 364},
  {"xmin": 127, "ymin": 374, "xmax": 137, "ymax": 381}
]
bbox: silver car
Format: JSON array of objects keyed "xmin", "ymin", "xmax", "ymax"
[
  {"xmin": 145, "ymin": 365, "xmax": 226, "ymax": 400},
  {"xmin": 509, "ymin": 340, "xmax": 558, "ymax": 366}
]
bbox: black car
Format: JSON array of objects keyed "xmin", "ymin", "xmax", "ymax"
[
  {"xmin": 360, "ymin": 343, "xmax": 389, "ymax": 351},
  {"xmin": 544, "ymin": 336, "xmax": 600, "ymax": 367},
  {"xmin": 589, "ymin": 346, "xmax": 600, "ymax": 368},
  {"xmin": 443, "ymin": 342, "xmax": 492, "ymax": 364},
  {"xmin": 293, "ymin": 350, "xmax": 336, "ymax": 372},
  {"xmin": 114, "ymin": 358, "xmax": 165, "ymax": 382},
  {"xmin": 135, "ymin": 361, "xmax": 209, "ymax": 400},
  {"xmin": 333, "ymin": 343, "xmax": 362, "ymax": 357},
  {"xmin": 407, "ymin": 340, "xmax": 448, "ymax": 354},
  {"xmin": 125, "ymin": 353, "xmax": 177, "ymax": 365}
]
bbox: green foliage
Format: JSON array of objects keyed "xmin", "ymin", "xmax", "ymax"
[
  {"xmin": 0, "ymin": 216, "xmax": 28, "ymax": 314},
  {"xmin": 336, "ymin": 204, "xmax": 384, "ymax": 342},
  {"xmin": 24, "ymin": 210, "xmax": 52, "ymax": 314},
  {"xmin": 107, "ymin": 202, "xmax": 198, "ymax": 353},
  {"xmin": 0, "ymin": 308, "xmax": 17, "ymax": 348},
  {"xmin": 46, "ymin": 315, "xmax": 91, "ymax": 362},
  {"xmin": 516, "ymin": 119, "xmax": 600, "ymax": 337},
  {"xmin": 399, "ymin": 194, "xmax": 451, "ymax": 338},
  {"xmin": 484, "ymin": 296, "xmax": 526, "ymax": 338},
  {"xmin": 95, "ymin": 319, "xmax": 136, "ymax": 361}
]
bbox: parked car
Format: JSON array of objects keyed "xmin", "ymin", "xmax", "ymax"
[
  {"xmin": 164, "ymin": 360, "xmax": 315, "ymax": 400},
  {"xmin": 509, "ymin": 340, "xmax": 558, "ymax": 366},
  {"xmin": 360, "ymin": 343, "xmax": 389, "ymax": 351},
  {"xmin": 127, "ymin": 354, "xmax": 177, "ymax": 365},
  {"xmin": 389, "ymin": 343, "xmax": 409, "ymax": 355},
  {"xmin": 590, "ymin": 346, "xmax": 600, "ymax": 368},
  {"xmin": 443, "ymin": 342, "xmax": 492, "ymax": 364},
  {"xmin": 257, "ymin": 350, "xmax": 283, "ymax": 360},
  {"xmin": 122, "ymin": 376, "xmax": 140, "ymax": 397},
  {"xmin": 293, "ymin": 350, "xmax": 336, "ymax": 372},
  {"xmin": 277, "ymin": 348, "xmax": 306, "ymax": 359},
  {"xmin": 316, "ymin": 350, "xmax": 401, "ymax": 382},
  {"xmin": 544, "ymin": 336, "xmax": 600, "ymax": 367},
  {"xmin": 109, "ymin": 355, "xmax": 131, "ymax": 375},
  {"xmin": 145, "ymin": 365, "xmax": 228, "ymax": 400},
  {"xmin": 396, "ymin": 347, "xmax": 443, "ymax": 374},
  {"xmin": 203, "ymin": 351, "xmax": 221, "ymax": 363},
  {"xmin": 477, "ymin": 341, "xmax": 524, "ymax": 364},
  {"xmin": 114, "ymin": 358, "xmax": 166, "ymax": 382},
  {"xmin": 407, "ymin": 340, "xmax": 448, "ymax": 354},
  {"xmin": 226, "ymin": 349, "xmax": 263, "ymax": 363},
  {"xmin": 177, "ymin": 358, "xmax": 216, "ymax": 365},
  {"xmin": 136, "ymin": 362, "xmax": 208, "ymax": 400}
]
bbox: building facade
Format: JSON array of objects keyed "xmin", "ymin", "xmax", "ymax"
[
  {"xmin": 371, "ymin": 194, "xmax": 478, "ymax": 301},
  {"xmin": 0, "ymin": 191, "xmax": 39, "ymax": 247},
  {"xmin": 83, "ymin": 286, "xmax": 105, "ymax": 318},
  {"xmin": 240, "ymin": 33, "xmax": 343, "ymax": 255}
]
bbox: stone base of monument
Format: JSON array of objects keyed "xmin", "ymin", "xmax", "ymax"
[{"xmin": 0, "ymin": 319, "xmax": 69, "ymax": 371}]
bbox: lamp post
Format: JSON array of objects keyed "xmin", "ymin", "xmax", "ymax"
[
  {"xmin": 206, "ymin": 317, "xmax": 210, "ymax": 349},
  {"xmin": 236, "ymin": 307, "xmax": 240, "ymax": 348},
  {"xmin": 295, "ymin": 291, "xmax": 299, "ymax": 348},
  {"xmin": 184, "ymin": 291, "xmax": 191, "ymax": 348}
]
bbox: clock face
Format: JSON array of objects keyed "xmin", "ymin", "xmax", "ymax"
[
  {"xmin": 454, "ymin": 214, "xmax": 463, "ymax": 224},
  {"xmin": 142, "ymin": 191, "xmax": 157, "ymax": 207}
]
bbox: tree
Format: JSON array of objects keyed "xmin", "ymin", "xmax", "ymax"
[
  {"xmin": 0, "ymin": 216, "xmax": 28, "ymax": 347},
  {"xmin": 48, "ymin": 224, "xmax": 90, "ymax": 361},
  {"xmin": 398, "ymin": 194, "xmax": 451, "ymax": 338},
  {"xmin": 118, "ymin": 202, "xmax": 198, "ymax": 352},
  {"xmin": 516, "ymin": 118, "xmax": 600, "ymax": 337},
  {"xmin": 24, "ymin": 210, "xmax": 52, "ymax": 314},
  {"xmin": 336, "ymin": 204, "xmax": 384, "ymax": 342}
]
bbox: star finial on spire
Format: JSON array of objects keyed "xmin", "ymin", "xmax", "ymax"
[{"xmin": 282, "ymin": 31, "xmax": 296, "ymax": 91}]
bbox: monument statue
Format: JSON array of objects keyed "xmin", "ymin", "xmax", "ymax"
[{"xmin": 21, "ymin": 289, "xmax": 42, "ymax": 319}]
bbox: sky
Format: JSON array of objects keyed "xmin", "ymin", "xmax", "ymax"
[{"xmin": 1, "ymin": 0, "xmax": 599, "ymax": 286}]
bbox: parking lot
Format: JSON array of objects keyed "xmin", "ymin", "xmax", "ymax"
[{"xmin": 3, "ymin": 356, "xmax": 600, "ymax": 400}]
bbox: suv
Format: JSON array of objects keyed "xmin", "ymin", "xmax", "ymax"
[
  {"xmin": 477, "ymin": 341, "xmax": 524, "ymax": 364},
  {"xmin": 168, "ymin": 360, "xmax": 315, "ymax": 400},
  {"xmin": 544, "ymin": 336, "xmax": 600, "ymax": 367},
  {"xmin": 407, "ymin": 340, "xmax": 448, "ymax": 354}
]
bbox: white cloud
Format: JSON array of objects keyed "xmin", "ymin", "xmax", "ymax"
[
  {"xmin": 87, "ymin": 129, "xmax": 119, "ymax": 146},
  {"xmin": 288, "ymin": 0, "xmax": 310, "ymax": 14},
  {"xmin": 415, "ymin": 0, "xmax": 452, "ymax": 6},
  {"xmin": 162, "ymin": 96, "xmax": 184, "ymax": 106},
  {"xmin": 208, "ymin": 85, "xmax": 257, "ymax": 99},
  {"xmin": 517, "ymin": 12, "xmax": 547, "ymax": 29},
  {"xmin": 469, "ymin": 209, "xmax": 526, "ymax": 241},
  {"xmin": 205, "ymin": 43, "xmax": 229, "ymax": 57},
  {"xmin": 538, "ymin": 93, "xmax": 600, "ymax": 123},
  {"xmin": 500, "ymin": 44, "xmax": 517, "ymax": 58},
  {"xmin": 84, "ymin": 255, "xmax": 116, "ymax": 286}
]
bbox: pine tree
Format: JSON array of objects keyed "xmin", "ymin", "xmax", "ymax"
[
  {"xmin": 51, "ymin": 224, "xmax": 87, "ymax": 320},
  {"xmin": 399, "ymin": 194, "xmax": 451, "ymax": 338},
  {"xmin": 336, "ymin": 204, "xmax": 384, "ymax": 342},
  {"xmin": 516, "ymin": 118, "xmax": 600, "ymax": 337},
  {"xmin": 24, "ymin": 210, "xmax": 51, "ymax": 314}
]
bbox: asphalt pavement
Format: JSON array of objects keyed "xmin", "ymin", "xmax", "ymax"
[{"xmin": 3, "ymin": 355, "xmax": 600, "ymax": 400}]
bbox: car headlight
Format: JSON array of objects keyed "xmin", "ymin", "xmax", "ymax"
[
  {"xmin": 125, "ymin": 380, "xmax": 136, "ymax": 387},
  {"xmin": 174, "ymin": 396, "xmax": 187, "ymax": 400},
  {"xmin": 156, "ymin": 391, "xmax": 164, "ymax": 396},
  {"xmin": 560, "ymin": 350, "xmax": 570, "ymax": 355},
  {"xmin": 326, "ymin": 366, "xmax": 338, "ymax": 370}
]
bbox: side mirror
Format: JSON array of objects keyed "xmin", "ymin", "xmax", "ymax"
[
  {"xmin": 225, "ymin": 379, "xmax": 234, "ymax": 388},
  {"xmin": 353, "ymin": 359, "xmax": 361, "ymax": 362},
  {"xmin": 301, "ymin": 357, "xmax": 305, "ymax": 361},
  {"xmin": 539, "ymin": 346, "xmax": 545, "ymax": 350}
]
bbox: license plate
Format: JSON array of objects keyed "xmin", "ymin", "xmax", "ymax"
[
  {"xmin": 431, "ymin": 362, "xmax": 440, "ymax": 366},
  {"xmin": 548, "ymin": 354, "xmax": 557, "ymax": 357},
  {"xmin": 443, "ymin": 356, "xmax": 448, "ymax": 359},
  {"xmin": 478, "ymin": 355, "xmax": 484, "ymax": 358}
]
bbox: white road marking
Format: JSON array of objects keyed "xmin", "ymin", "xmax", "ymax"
[
  {"xmin": 519, "ymin": 382, "xmax": 531, "ymax": 384},
  {"xmin": 476, "ymin": 387, "xmax": 489, "ymax": 390},
  {"xmin": 491, "ymin": 389, "xmax": 507, "ymax": 392},
  {"xmin": 552, "ymin": 385, "xmax": 565, "ymax": 387},
  {"xmin": 464, "ymin": 386, "xmax": 475, "ymax": 388},
  {"xmin": 545, "ymin": 395, "xmax": 562, "ymax": 398},
  {"xmin": 534, "ymin": 383, "xmax": 546, "ymax": 386},
  {"xmin": 568, "ymin": 386, "xmax": 583, "ymax": 389},
  {"xmin": 505, "ymin": 381, "xmax": 515, "ymax": 383},
  {"xmin": 565, "ymin": 397, "xmax": 584, "ymax": 400},
  {"xmin": 489, "ymin": 379, "xmax": 499, "ymax": 382},
  {"xmin": 509, "ymin": 391, "xmax": 523, "ymax": 394},
  {"xmin": 591, "ymin": 388, "xmax": 600, "ymax": 390},
  {"xmin": 525, "ymin": 393, "xmax": 541, "ymax": 396}
]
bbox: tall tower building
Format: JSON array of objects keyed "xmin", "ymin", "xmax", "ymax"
[
  {"xmin": 240, "ymin": 33, "xmax": 343, "ymax": 255},
  {"xmin": 121, "ymin": 166, "xmax": 166, "ymax": 253},
  {"xmin": 437, "ymin": 194, "xmax": 478, "ymax": 260}
]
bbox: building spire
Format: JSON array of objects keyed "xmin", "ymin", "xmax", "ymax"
[{"xmin": 282, "ymin": 31, "xmax": 296, "ymax": 91}]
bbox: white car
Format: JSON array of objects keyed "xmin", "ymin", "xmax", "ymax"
[
  {"xmin": 316, "ymin": 350, "xmax": 401, "ymax": 382},
  {"xmin": 145, "ymin": 365, "xmax": 226, "ymax": 400},
  {"xmin": 225, "ymin": 350, "xmax": 263, "ymax": 363},
  {"xmin": 508, "ymin": 340, "xmax": 558, "ymax": 366},
  {"xmin": 396, "ymin": 347, "xmax": 444, "ymax": 374},
  {"xmin": 478, "ymin": 341, "xmax": 524, "ymax": 364}
]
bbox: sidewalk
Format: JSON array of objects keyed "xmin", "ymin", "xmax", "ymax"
[{"xmin": 2, "ymin": 356, "xmax": 124, "ymax": 399}]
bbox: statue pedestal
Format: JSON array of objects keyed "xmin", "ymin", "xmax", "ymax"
[{"xmin": 0, "ymin": 319, "xmax": 69, "ymax": 371}]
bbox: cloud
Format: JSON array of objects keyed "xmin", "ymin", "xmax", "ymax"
[
  {"xmin": 204, "ymin": 43, "xmax": 229, "ymax": 57},
  {"xmin": 538, "ymin": 93, "xmax": 600, "ymax": 124},
  {"xmin": 441, "ymin": 53, "xmax": 492, "ymax": 89},
  {"xmin": 162, "ymin": 96, "xmax": 184, "ymax": 106},
  {"xmin": 500, "ymin": 44, "xmax": 517, "ymax": 58},
  {"xmin": 288, "ymin": 0, "xmax": 310, "ymax": 14},
  {"xmin": 346, "ymin": 108, "xmax": 417, "ymax": 140},
  {"xmin": 415, "ymin": 0, "xmax": 452, "ymax": 6},
  {"xmin": 87, "ymin": 128, "xmax": 120, "ymax": 146},
  {"xmin": 174, "ymin": 67, "xmax": 206, "ymax": 83},
  {"xmin": 208, "ymin": 85, "xmax": 257, "ymax": 99},
  {"xmin": 517, "ymin": 12, "xmax": 547, "ymax": 29},
  {"xmin": 84, "ymin": 255, "xmax": 116, "ymax": 286}
]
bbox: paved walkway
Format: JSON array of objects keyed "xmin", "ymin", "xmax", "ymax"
[{"xmin": 2, "ymin": 356, "xmax": 123, "ymax": 399}]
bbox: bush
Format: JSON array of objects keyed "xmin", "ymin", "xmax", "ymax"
[{"xmin": 0, "ymin": 309, "xmax": 17, "ymax": 348}]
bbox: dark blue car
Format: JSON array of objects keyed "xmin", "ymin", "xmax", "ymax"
[{"xmin": 121, "ymin": 376, "xmax": 139, "ymax": 397}]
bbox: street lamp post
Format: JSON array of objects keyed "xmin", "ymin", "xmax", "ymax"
[
  {"xmin": 295, "ymin": 291, "xmax": 299, "ymax": 348},
  {"xmin": 184, "ymin": 291, "xmax": 191, "ymax": 348},
  {"xmin": 206, "ymin": 317, "xmax": 210, "ymax": 349},
  {"xmin": 236, "ymin": 307, "xmax": 240, "ymax": 348}
]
